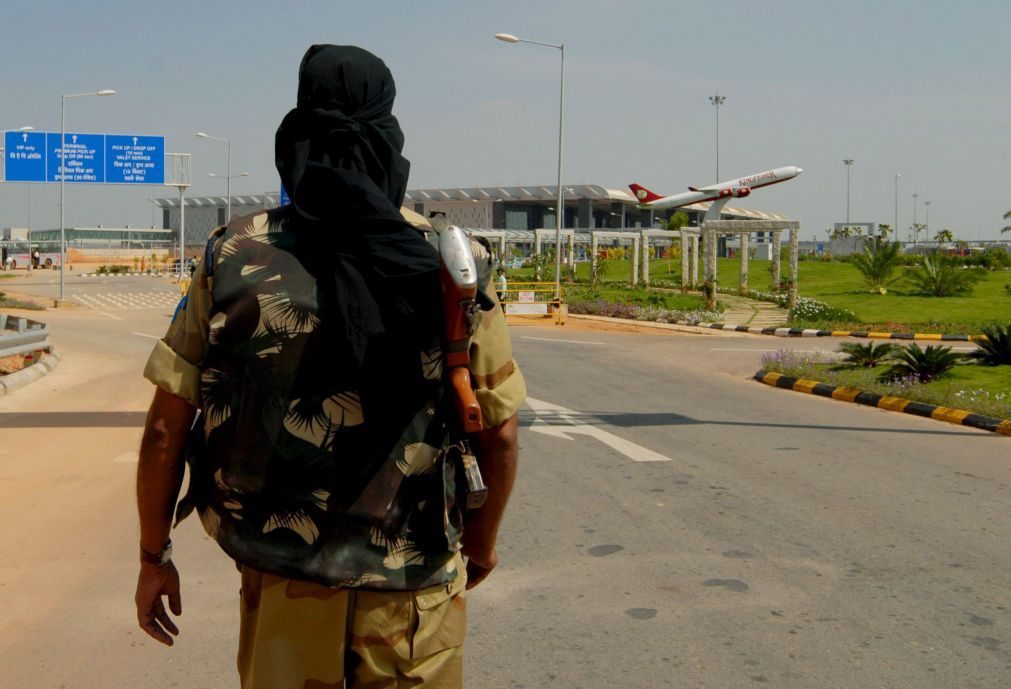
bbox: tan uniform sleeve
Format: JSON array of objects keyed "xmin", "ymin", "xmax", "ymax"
[
  {"xmin": 468, "ymin": 288, "xmax": 526, "ymax": 428},
  {"xmin": 142, "ymin": 261, "xmax": 213, "ymax": 408}
]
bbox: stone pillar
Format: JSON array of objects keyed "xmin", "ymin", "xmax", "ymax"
[
  {"xmin": 788, "ymin": 227, "xmax": 800, "ymax": 310},
  {"xmin": 690, "ymin": 234, "xmax": 700, "ymax": 288},
  {"xmin": 641, "ymin": 232, "xmax": 650, "ymax": 287},
  {"xmin": 630, "ymin": 236, "xmax": 640, "ymax": 287},
  {"xmin": 771, "ymin": 230, "xmax": 782, "ymax": 291},
  {"xmin": 534, "ymin": 232, "xmax": 542, "ymax": 258},
  {"xmin": 680, "ymin": 232, "xmax": 690, "ymax": 291},
  {"xmin": 739, "ymin": 231, "xmax": 750, "ymax": 295},
  {"xmin": 499, "ymin": 235, "xmax": 507, "ymax": 265},
  {"xmin": 590, "ymin": 233, "xmax": 599, "ymax": 283},
  {"xmin": 567, "ymin": 233, "xmax": 575, "ymax": 282}
]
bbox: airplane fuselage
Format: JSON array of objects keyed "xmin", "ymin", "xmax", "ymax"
[{"xmin": 630, "ymin": 165, "xmax": 803, "ymax": 210}]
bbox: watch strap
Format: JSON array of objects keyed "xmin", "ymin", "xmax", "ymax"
[{"xmin": 140, "ymin": 539, "xmax": 172, "ymax": 565}]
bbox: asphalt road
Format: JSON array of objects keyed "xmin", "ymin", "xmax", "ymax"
[{"xmin": 0, "ymin": 292, "xmax": 1007, "ymax": 689}]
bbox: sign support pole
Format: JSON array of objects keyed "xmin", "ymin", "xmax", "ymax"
[{"xmin": 178, "ymin": 186, "xmax": 186, "ymax": 282}]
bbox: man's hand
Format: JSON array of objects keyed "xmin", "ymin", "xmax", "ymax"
[
  {"xmin": 135, "ymin": 561, "xmax": 182, "ymax": 646},
  {"xmin": 464, "ymin": 548, "xmax": 498, "ymax": 590},
  {"xmin": 461, "ymin": 414, "xmax": 518, "ymax": 591}
]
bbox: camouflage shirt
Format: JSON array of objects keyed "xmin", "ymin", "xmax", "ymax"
[{"xmin": 144, "ymin": 210, "xmax": 525, "ymax": 590}]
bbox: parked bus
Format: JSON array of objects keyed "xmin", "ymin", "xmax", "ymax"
[{"xmin": 0, "ymin": 242, "xmax": 62, "ymax": 270}]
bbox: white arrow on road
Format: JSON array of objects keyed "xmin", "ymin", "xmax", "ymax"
[{"xmin": 526, "ymin": 396, "xmax": 671, "ymax": 462}]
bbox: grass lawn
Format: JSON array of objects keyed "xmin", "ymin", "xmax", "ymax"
[
  {"xmin": 505, "ymin": 258, "xmax": 1011, "ymax": 332},
  {"xmin": 761, "ymin": 351, "xmax": 1011, "ymax": 420}
]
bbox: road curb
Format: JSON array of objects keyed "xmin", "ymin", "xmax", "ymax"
[
  {"xmin": 754, "ymin": 369, "xmax": 1011, "ymax": 436},
  {"xmin": 0, "ymin": 350, "xmax": 61, "ymax": 397},
  {"xmin": 567, "ymin": 313, "xmax": 977, "ymax": 342},
  {"xmin": 710, "ymin": 323, "xmax": 977, "ymax": 341}
]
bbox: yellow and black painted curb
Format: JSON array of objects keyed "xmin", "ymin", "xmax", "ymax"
[
  {"xmin": 754, "ymin": 369, "xmax": 1011, "ymax": 436},
  {"xmin": 708, "ymin": 324, "xmax": 979, "ymax": 341}
]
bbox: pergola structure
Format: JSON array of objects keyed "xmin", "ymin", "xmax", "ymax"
[{"xmin": 700, "ymin": 219, "xmax": 801, "ymax": 308}]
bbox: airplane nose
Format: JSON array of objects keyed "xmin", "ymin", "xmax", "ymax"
[{"xmin": 796, "ymin": 167, "xmax": 804, "ymax": 174}]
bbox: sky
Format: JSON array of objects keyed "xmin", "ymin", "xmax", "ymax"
[{"xmin": 1, "ymin": 0, "xmax": 1009, "ymax": 241}]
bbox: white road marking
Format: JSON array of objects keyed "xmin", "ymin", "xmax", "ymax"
[
  {"xmin": 526, "ymin": 396, "xmax": 671, "ymax": 463},
  {"xmin": 521, "ymin": 336, "xmax": 606, "ymax": 345},
  {"xmin": 73, "ymin": 291, "xmax": 179, "ymax": 311},
  {"xmin": 131, "ymin": 332, "xmax": 161, "ymax": 340},
  {"xmin": 113, "ymin": 452, "xmax": 139, "ymax": 463}
]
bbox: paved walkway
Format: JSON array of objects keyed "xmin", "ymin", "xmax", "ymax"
[{"xmin": 712, "ymin": 292, "xmax": 788, "ymax": 327}]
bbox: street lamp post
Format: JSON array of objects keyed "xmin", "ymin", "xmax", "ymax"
[
  {"xmin": 924, "ymin": 201, "xmax": 930, "ymax": 234},
  {"xmin": 709, "ymin": 91, "xmax": 726, "ymax": 183},
  {"xmin": 196, "ymin": 132, "xmax": 235, "ymax": 223},
  {"xmin": 60, "ymin": 90, "xmax": 116, "ymax": 301},
  {"xmin": 912, "ymin": 192, "xmax": 919, "ymax": 254},
  {"xmin": 495, "ymin": 32, "xmax": 565, "ymax": 302},
  {"xmin": 894, "ymin": 173, "xmax": 901, "ymax": 240},
  {"xmin": 843, "ymin": 159, "xmax": 854, "ymax": 225}
]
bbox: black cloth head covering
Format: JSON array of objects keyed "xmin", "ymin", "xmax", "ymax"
[{"xmin": 275, "ymin": 45, "xmax": 438, "ymax": 279}]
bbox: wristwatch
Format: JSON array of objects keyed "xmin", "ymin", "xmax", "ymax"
[{"xmin": 140, "ymin": 539, "xmax": 173, "ymax": 566}]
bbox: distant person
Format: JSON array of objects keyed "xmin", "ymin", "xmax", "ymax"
[
  {"xmin": 496, "ymin": 267, "xmax": 508, "ymax": 300},
  {"xmin": 134, "ymin": 44, "xmax": 524, "ymax": 689}
]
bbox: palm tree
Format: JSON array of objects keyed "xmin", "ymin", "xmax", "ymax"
[
  {"xmin": 1002, "ymin": 210, "xmax": 1011, "ymax": 234},
  {"xmin": 934, "ymin": 228, "xmax": 954, "ymax": 245},
  {"xmin": 850, "ymin": 238, "xmax": 903, "ymax": 294}
]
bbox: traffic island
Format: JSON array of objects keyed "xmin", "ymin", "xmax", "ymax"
[
  {"xmin": 754, "ymin": 369, "xmax": 1011, "ymax": 436},
  {"xmin": 0, "ymin": 350, "xmax": 61, "ymax": 397}
]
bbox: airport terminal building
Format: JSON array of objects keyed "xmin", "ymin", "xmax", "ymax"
[{"xmin": 153, "ymin": 184, "xmax": 792, "ymax": 250}]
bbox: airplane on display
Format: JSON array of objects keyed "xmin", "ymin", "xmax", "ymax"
[{"xmin": 629, "ymin": 165, "xmax": 803, "ymax": 220}]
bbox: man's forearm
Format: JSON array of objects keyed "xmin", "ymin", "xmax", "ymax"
[
  {"xmin": 137, "ymin": 388, "xmax": 196, "ymax": 553},
  {"xmin": 461, "ymin": 414, "xmax": 518, "ymax": 561}
]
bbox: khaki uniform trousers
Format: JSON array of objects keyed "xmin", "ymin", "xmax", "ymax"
[{"xmin": 237, "ymin": 558, "xmax": 467, "ymax": 689}]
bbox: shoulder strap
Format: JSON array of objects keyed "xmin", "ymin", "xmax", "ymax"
[{"xmin": 203, "ymin": 226, "xmax": 227, "ymax": 278}]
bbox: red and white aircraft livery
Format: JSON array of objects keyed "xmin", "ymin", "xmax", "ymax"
[{"xmin": 629, "ymin": 165, "xmax": 803, "ymax": 211}]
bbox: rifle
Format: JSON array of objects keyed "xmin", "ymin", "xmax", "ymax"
[{"xmin": 432, "ymin": 214, "xmax": 488, "ymax": 509}]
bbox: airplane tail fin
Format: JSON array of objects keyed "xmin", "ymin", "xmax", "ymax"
[{"xmin": 629, "ymin": 183, "xmax": 663, "ymax": 204}]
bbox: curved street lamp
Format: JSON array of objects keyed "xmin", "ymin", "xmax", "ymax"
[
  {"xmin": 60, "ymin": 89, "xmax": 116, "ymax": 301},
  {"xmin": 495, "ymin": 32, "xmax": 565, "ymax": 301}
]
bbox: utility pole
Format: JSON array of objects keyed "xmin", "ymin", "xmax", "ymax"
[{"xmin": 708, "ymin": 90, "xmax": 726, "ymax": 183}]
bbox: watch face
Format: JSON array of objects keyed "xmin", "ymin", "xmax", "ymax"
[{"xmin": 161, "ymin": 543, "xmax": 173, "ymax": 564}]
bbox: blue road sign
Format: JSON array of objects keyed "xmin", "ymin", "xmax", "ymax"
[
  {"xmin": 47, "ymin": 132, "xmax": 105, "ymax": 183},
  {"xmin": 4, "ymin": 130, "xmax": 48, "ymax": 182},
  {"xmin": 106, "ymin": 135, "xmax": 165, "ymax": 184},
  {"xmin": 3, "ymin": 131, "xmax": 165, "ymax": 184}
]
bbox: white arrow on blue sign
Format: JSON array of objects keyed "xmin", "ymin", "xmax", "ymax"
[{"xmin": 3, "ymin": 131, "xmax": 165, "ymax": 185}]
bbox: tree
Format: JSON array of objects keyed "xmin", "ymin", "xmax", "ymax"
[
  {"xmin": 849, "ymin": 238, "xmax": 903, "ymax": 294},
  {"xmin": 909, "ymin": 222, "xmax": 927, "ymax": 250},
  {"xmin": 877, "ymin": 223, "xmax": 893, "ymax": 240},
  {"xmin": 665, "ymin": 211, "xmax": 689, "ymax": 232},
  {"xmin": 934, "ymin": 228, "xmax": 954, "ymax": 244},
  {"xmin": 906, "ymin": 255, "xmax": 982, "ymax": 297},
  {"xmin": 1002, "ymin": 210, "xmax": 1011, "ymax": 234}
]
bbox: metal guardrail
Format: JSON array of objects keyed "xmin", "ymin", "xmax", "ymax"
[{"xmin": 0, "ymin": 314, "xmax": 51, "ymax": 359}]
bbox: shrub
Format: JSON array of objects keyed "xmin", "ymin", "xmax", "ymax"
[
  {"xmin": 905, "ymin": 255, "xmax": 983, "ymax": 296},
  {"xmin": 849, "ymin": 239, "xmax": 903, "ymax": 294},
  {"xmin": 759, "ymin": 348, "xmax": 832, "ymax": 377},
  {"xmin": 968, "ymin": 323, "xmax": 1011, "ymax": 366},
  {"xmin": 835, "ymin": 341, "xmax": 897, "ymax": 369},
  {"xmin": 788, "ymin": 297, "xmax": 857, "ymax": 323},
  {"xmin": 881, "ymin": 343, "xmax": 964, "ymax": 383}
]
